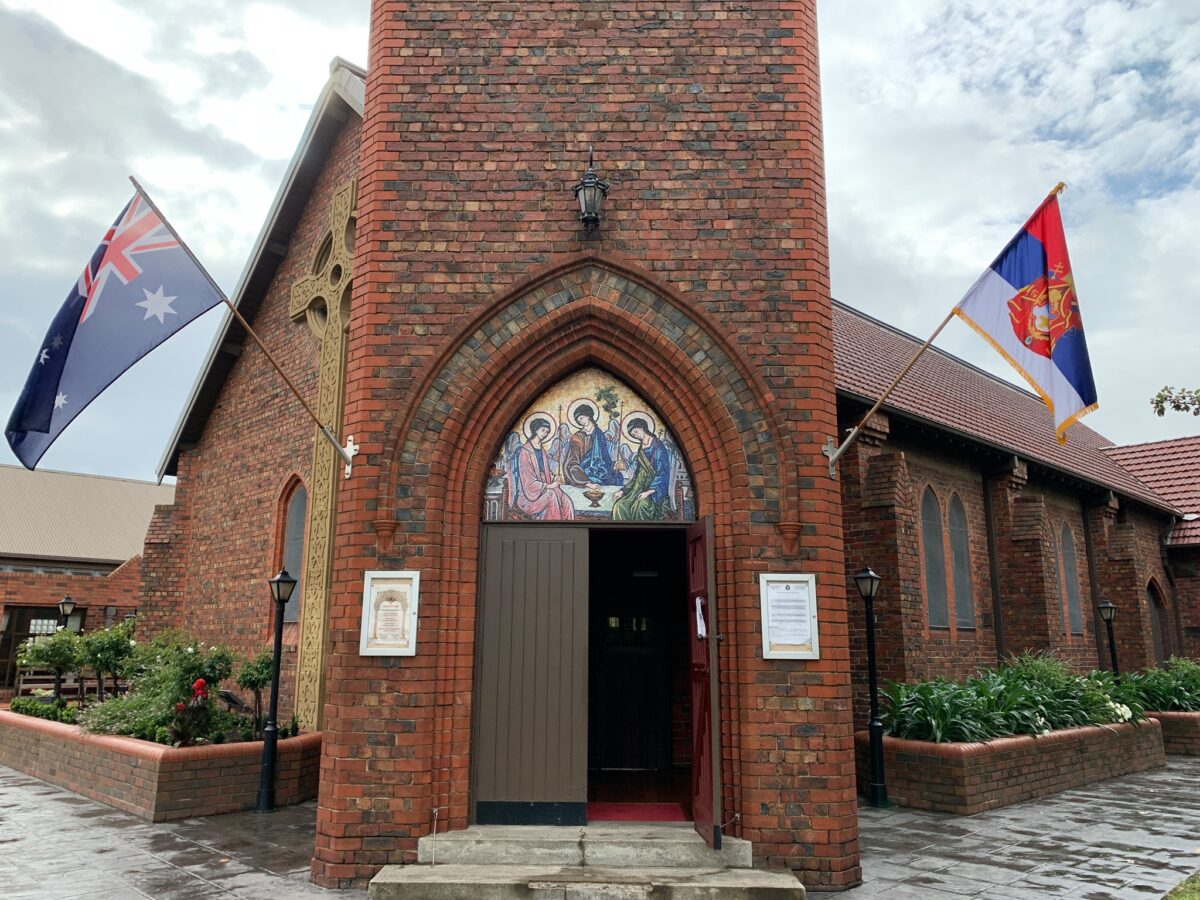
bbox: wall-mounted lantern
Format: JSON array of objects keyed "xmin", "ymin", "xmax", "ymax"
[{"xmin": 571, "ymin": 146, "xmax": 609, "ymax": 229}]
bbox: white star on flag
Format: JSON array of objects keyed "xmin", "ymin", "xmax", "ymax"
[
  {"xmin": 51, "ymin": 334, "xmax": 63, "ymax": 348},
  {"xmin": 136, "ymin": 285, "xmax": 178, "ymax": 324},
  {"xmin": 53, "ymin": 392, "xmax": 68, "ymax": 410},
  {"xmin": 38, "ymin": 349, "xmax": 50, "ymax": 365}
]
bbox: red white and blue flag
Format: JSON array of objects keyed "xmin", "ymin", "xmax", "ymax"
[
  {"xmin": 952, "ymin": 194, "xmax": 1098, "ymax": 443},
  {"xmin": 6, "ymin": 189, "xmax": 224, "ymax": 468}
]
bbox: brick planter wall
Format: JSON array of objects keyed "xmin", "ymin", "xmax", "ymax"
[
  {"xmin": 1149, "ymin": 712, "xmax": 1200, "ymax": 755},
  {"xmin": 0, "ymin": 710, "xmax": 320, "ymax": 821},
  {"xmin": 855, "ymin": 720, "xmax": 1165, "ymax": 815}
]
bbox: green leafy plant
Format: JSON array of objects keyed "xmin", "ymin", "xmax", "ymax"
[
  {"xmin": 235, "ymin": 650, "xmax": 274, "ymax": 739},
  {"xmin": 882, "ymin": 652, "xmax": 1145, "ymax": 743},
  {"xmin": 287, "ymin": 714, "xmax": 300, "ymax": 738},
  {"xmin": 10, "ymin": 696, "xmax": 78, "ymax": 724},
  {"xmin": 17, "ymin": 628, "xmax": 82, "ymax": 700},
  {"xmin": 1123, "ymin": 658, "xmax": 1200, "ymax": 712},
  {"xmin": 80, "ymin": 621, "xmax": 135, "ymax": 701}
]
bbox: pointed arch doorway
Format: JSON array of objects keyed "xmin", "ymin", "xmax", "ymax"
[{"xmin": 470, "ymin": 368, "xmax": 723, "ymax": 849}]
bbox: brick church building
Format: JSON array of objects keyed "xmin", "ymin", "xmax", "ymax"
[{"xmin": 134, "ymin": 3, "xmax": 1196, "ymax": 891}]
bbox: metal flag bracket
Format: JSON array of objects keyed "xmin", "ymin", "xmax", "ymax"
[{"xmin": 321, "ymin": 426, "xmax": 359, "ymax": 479}]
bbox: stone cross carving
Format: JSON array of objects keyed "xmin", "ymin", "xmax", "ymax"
[{"xmin": 291, "ymin": 179, "xmax": 356, "ymax": 729}]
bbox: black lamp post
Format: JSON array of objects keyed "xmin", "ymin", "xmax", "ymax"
[
  {"xmin": 1098, "ymin": 600, "xmax": 1119, "ymax": 676},
  {"xmin": 257, "ymin": 569, "xmax": 297, "ymax": 813},
  {"xmin": 124, "ymin": 611, "xmax": 137, "ymax": 629},
  {"xmin": 854, "ymin": 567, "xmax": 888, "ymax": 808},
  {"xmin": 571, "ymin": 146, "xmax": 609, "ymax": 229},
  {"xmin": 58, "ymin": 595, "xmax": 76, "ymax": 628}
]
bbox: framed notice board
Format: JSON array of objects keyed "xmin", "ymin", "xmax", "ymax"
[
  {"xmin": 759, "ymin": 573, "xmax": 819, "ymax": 660},
  {"xmin": 359, "ymin": 570, "xmax": 420, "ymax": 656}
]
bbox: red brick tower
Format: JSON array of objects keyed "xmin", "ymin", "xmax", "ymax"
[{"xmin": 315, "ymin": 2, "xmax": 858, "ymax": 889}]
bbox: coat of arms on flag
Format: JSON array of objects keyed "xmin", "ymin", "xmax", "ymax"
[{"xmin": 953, "ymin": 191, "xmax": 1098, "ymax": 443}]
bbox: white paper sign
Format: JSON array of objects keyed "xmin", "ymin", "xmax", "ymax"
[
  {"xmin": 760, "ymin": 573, "xmax": 819, "ymax": 659},
  {"xmin": 360, "ymin": 570, "xmax": 420, "ymax": 656}
]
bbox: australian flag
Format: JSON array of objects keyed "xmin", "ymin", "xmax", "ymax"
[{"xmin": 6, "ymin": 190, "xmax": 224, "ymax": 468}]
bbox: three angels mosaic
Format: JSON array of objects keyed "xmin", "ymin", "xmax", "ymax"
[{"xmin": 485, "ymin": 368, "xmax": 695, "ymax": 523}]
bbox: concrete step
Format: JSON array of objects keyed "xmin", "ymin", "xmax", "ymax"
[
  {"xmin": 417, "ymin": 824, "xmax": 752, "ymax": 869},
  {"xmin": 369, "ymin": 864, "xmax": 805, "ymax": 899}
]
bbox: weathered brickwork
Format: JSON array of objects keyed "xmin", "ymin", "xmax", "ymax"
[
  {"xmin": 1150, "ymin": 711, "xmax": 1200, "ymax": 756},
  {"xmin": 1172, "ymin": 549, "xmax": 1200, "ymax": 659},
  {"xmin": 319, "ymin": 1, "xmax": 854, "ymax": 890},
  {"xmin": 138, "ymin": 117, "xmax": 363, "ymax": 720},
  {"xmin": 854, "ymin": 720, "xmax": 1165, "ymax": 815},
  {"xmin": 1, "ymin": 555, "xmax": 141, "ymax": 628},
  {"xmin": 0, "ymin": 710, "xmax": 319, "ymax": 821}
]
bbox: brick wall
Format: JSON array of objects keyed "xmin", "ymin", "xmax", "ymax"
[
  {"xmin": 319, "ymin": 1, "xmax": 855, "ymax": 890},
  {"xmin": 1171, "ymin": 548, "xmax": 1200, "ymax": 659},
  {"xmin": 0, "ymin": 710, "xmax": 319, "ymax": 821},
  {"xmin": 854, "ymin": 720, "xmax": 1165, "ymax": 815},
  {"xmin": 1150, "ymin": 712, "xmax": 1200, "ymax": 756},
  {"xmin": 1, "ymin": 554, "xmax": 141, "ymax": 626},
  {"xmin": 137, "ymin": 117, "xmax": 362, "ymax": 721}
]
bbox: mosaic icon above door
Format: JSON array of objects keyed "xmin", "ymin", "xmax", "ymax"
[{"xmin": 485, "ymin": 368, "xmax": 695, "ymax": 523}]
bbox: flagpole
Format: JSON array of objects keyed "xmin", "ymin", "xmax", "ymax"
[
  {"xmin": 129, "ymin": 177, "xmax": 355, "ymax": 471},
  {"xmin": 823, "ymin": 181, "xmax": 1070, "ymax": 478},
  {"xmin": 823, "ymin": 309, "xmax": 955, "ymax": 478}
]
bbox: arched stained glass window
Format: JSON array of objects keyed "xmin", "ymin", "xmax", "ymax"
[
  {"xmin": 1148, "ymin": 582, "xmax": 1171, "ymax": 665},
  {"xmin": 1060, "ymin": 524, "xmax": 1082, "ymax": 634},
  {"xmin": 948, "ymin": 495, "xmax": 974, "ymax": 628},
  {"xmin": 281, "ymin": 483, "xmax": 307, "ymax": 624},
  {"xmin": 921, "ymin": 488, "xmax": 949, "ymax": 628}
]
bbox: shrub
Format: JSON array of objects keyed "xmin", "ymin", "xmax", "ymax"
[
  {"xmin": 80, "ymin": 621, "xmax": 135, "ymax": 701},
  {"xmin": 10, "ymin": 696, "xmax": 78, "ymax": 724},
  {"xmin": 235, "ymin": 650, "xmax": 274, "ymax": 739},
  {"xmin": 882, "ymin": 652, "xmax": 1144, "ymax": 743},
  {"xmin": 80, "ymin": 631, "xmax": 236, "ymax": 746},
  {"xmin": 1123, "ymin": 658, "xmax": 1200, "ymax": 712},
  {"xmin": 17, "ymin": 628, "xmax": 82, "ymax": 700}
]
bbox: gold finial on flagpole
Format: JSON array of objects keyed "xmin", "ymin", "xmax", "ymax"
[{"xmin": 1050, "ymin": 181, "xmax": 1067, "ymax": 197}]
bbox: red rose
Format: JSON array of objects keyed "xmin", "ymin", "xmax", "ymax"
[{"xmin": 175, "ymin": 702, "xmax": 185, "ymax": 713}]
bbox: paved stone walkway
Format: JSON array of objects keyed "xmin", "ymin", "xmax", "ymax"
[
  {"xmin": 0, "ymin": 767, "xmax": 365, "ymax": 900},
  {"xmin": 2, "ymin": 758, "xmax": 1198, "ymax": 898},
  {"xmin": 849, "ymin": 756, "xmax": 1200, "ymax": 898}
]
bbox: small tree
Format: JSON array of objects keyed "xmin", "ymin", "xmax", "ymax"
[
  {"xmin": 1151, "ymin": 386, "xmax": 1200, "ymax": 417},
  {"xmin": 18, "ymin": 628, "xmax": 82, "ymax": 700},
  {"xmin": 235, "ymin": 651, "xmax": 274, "ymax": 739},
  {"xmin": 81, "ymin": 622, "xmax": 135, "ymax": 701}
]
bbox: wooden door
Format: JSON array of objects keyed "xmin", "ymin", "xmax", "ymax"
[
  {"xmin": 473, "ymin": 525, "xmax": 588, "ymax": 825},
  {"xmin": 686, "ymin": 516, "xmax": 722, "ymax": 848}
]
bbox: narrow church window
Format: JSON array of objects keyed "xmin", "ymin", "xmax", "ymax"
[
  {"xmin": 1049, "ymin": 531, "xmax": 1065, "ymax": 633},
  {"xmin": 948, "ymin": 495, "xmax": 974, "ymax": 628},
  {"xmin": 920, "ymin": 488, "xmax": 950, "ymax": 628},
  {"xmin": 281, "ymin": 483, "xmax": 307, "ymax": 623},
  {"xmin": 1060, "ymin": 524, "xmax": 1083, "ymax": 634}
]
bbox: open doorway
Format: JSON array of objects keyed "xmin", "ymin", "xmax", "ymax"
[{"xmin": 587, "ymin": 528, "xmax": 692, "ymax": 822}]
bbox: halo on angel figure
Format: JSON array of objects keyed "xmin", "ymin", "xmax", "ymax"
[
  {"xmin": 521, "ymin": 410, "xmax": 558, "ymax": 439},
  {"xmin": 567, "ymin": 397, "xmax": 606, "ymax": 429},
  {"xmin": 621, "ymin": 410, "xmax": 657, "ymax": 443}
]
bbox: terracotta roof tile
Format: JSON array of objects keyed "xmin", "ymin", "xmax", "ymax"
[
  {"xmin": 1105, "ymin": 436, "xmax": 1200, "ymax": 546},
  {"xmin": 832, "ymin": 302, "xmax": 1176, "ymax": 515}
]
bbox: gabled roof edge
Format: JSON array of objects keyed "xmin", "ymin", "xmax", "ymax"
[{"xmin": 155, "ymin": 59, "xmax": 364, "ymax": 481}]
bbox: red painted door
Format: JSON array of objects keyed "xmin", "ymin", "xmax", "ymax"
[{"xmin": 686, "ymin": 516, "xmax": 722, "ymax": 849}]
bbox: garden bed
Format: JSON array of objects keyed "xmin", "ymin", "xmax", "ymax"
[
  {"xmin": 854, "ymin": 719, "xmax": 1165, "ymax": 815},
  {"xmin": 1149, "ymin": 711, "xmax": 1200, "ymax": 756},
  {"xmin": 0, "ymin": 709, "xmax": 319, "ymax": 821}
]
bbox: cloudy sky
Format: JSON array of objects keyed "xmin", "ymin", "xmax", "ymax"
[{"xmin": 0, "ymin": 0, "xmax": 1196, "ymax": 482}]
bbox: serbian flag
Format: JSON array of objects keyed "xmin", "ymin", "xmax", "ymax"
[
  {"xmin": 952, "ymin": 193, "xmax": 1098, "ymax": 443},
  {"xmin": 6, "ymin": 188, "xmax": 224, "ymax": 469}
]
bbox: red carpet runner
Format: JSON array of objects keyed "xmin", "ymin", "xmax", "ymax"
[{"xmin": 587, "ymin": 802, "xmax": 688, "ymax": 822}]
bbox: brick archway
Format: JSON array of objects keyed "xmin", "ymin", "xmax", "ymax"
[{"xmin": 377, "ymin": 257, "xmax": 794, "ymax": 833}]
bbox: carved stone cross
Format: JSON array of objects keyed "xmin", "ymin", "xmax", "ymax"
[{"xmin": 291, "ymin": 179, "xmax": 356, "ymax": 729}]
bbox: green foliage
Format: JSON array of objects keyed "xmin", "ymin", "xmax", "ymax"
[
  {"xmin": 1151, "ymin": 386, "xmax": 1200, "ymax": 417},
  {"xmin": 80, "ymin": 631, "xmax": 236, "ymax": 746},
  {"xmin": 882, "ymin": 652, "xmax": 1142, "ymax": 743},
  {"xmin": 17, "ymin": 628, "xmax": 82, "ymax": 676},
  {"xmin": 10, "ymin": 696, "xmax": 78, "ymax": 724},
  {"xmin": 287, "ymin": 714, "xmax": 300, "ymax": 738},
  {"xmin": 235, "ymin": 651, "xmax": 273, "ymax": 693},
  {"xmin": 1122, "ymin": 658, "xmax": 1200, "ymax": 712},
  {"xmin": 80, "ymin": 621, "xmax": 135, "ymax": 698}
]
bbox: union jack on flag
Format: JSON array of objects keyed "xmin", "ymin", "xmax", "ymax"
[{"xmin": 6, "ymin": 188, "xmax": 224, "ymax": 469}]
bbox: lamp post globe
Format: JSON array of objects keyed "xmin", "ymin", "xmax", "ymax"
[
  {"xmin": 58, "ymin": 595, "xmax": 76, "ymax": 627},
  {"xmin": 257, "ymin": 569, "xmax": 297, "ymax": 812},
  {"xmin": 855, "ymin": 567, "xmax": 888, "ymax": 808}
]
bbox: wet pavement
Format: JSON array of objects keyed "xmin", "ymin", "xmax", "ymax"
[
  {"xmin": 0, "ymin": 766, "xmax": 365, "ymax": 900},
  {"xmin": 849, "ymin": 756, "xmax": 1200, "ymax": 898},
  {"xmin": 1, "ymin": 758, "xmax": 1198, "ymax": 898}
]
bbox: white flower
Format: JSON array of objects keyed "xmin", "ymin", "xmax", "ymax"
[
  {"xmin": 56, "ymin": 625, "xmax": 65, "ymax": 632},
  {"xmin": 185, "ymin": 647, "xmax": 195, "ymax": 654},
  {"xmin": 129, "ymin": 640, "xmax": 137, "ymax": 647}
]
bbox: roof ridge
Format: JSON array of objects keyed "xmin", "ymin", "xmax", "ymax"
[
  {"xmin": 1105, "ymin": 434, "xmax": 1200, "ymax": 453},
  {"xmin": 0, "ymin": 463, "xmax": 171, "ymax": 489}
]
